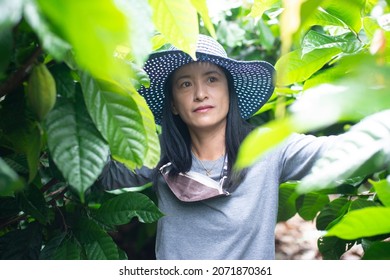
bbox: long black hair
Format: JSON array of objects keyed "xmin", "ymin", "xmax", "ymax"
[{"xmin": 154, "ymin": 66, "xmax": 253, "ymax": 191}]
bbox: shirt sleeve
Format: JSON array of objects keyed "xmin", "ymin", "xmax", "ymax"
[
  {"xmin": 98, "ymin": 157, "xmax": 154, "ymax": 190},
  {"xmin": 279, "ymin": 133, "xmax": 337, "ymax": 183}
]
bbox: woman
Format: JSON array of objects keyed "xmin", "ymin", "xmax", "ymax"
[{"xmin": 100, "ymin": 35, "xmax": 333, "ymax": 259}]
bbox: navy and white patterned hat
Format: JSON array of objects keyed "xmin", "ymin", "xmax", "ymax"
[{"xmin": 138, "ymin": 34, "xmax": 275, "ymax": 124}]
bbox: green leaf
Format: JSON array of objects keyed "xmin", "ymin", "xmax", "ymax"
[
  {"xmin": 24, "ymin": 123, "xmax": 42, "ymax": 183},
  {"xmin": 303, "ymin": 7, "xmax": 347, "ymax": 30},
  {"xmin": 299, "ymin": 0, "xmax": 325, "ymax": 27},
  {"xmin": 23, "ymin": 0, "xmax": 71, "ymax": 61},
  {"xmin": 75, "ymin": 218, "xmax": 120, "ymax": 260},
  {"xmin": 190, "ymin": 0, "xmax": 216, "ymax": 38},
  {"xmin": 350, "ymin": 198, "xmax": 379, "ymax": 211},
  {"xmin": 278, "ymin": 182, "xmax": 299, "ymax": 222},
  {"xmin": 95, "ymin": 192, "xmax": 164, "ymax": 225},
  {"xmin": 303, "ymin": 61, "xmax": 351, "ymax": 89},
  {"xmin": 45, "ymin": 88, "xmax": 109, "ymax": 201},
  {"xmin": 148, "ymin": 0, "xmax": 198, "ymax": 58},
  {"xmin": 37, "ymin": 0, "xmax": 131, "ymax": 82},
  {"xmin": 298, "ymin": 109, "xmax": 390, "ymax": 193},
  {"xmin": 51, "ymin": 63, "xmax": 76, "ymax": 99},
  {"xmin": 326, "ymin": 207, "xmax": 390, "ymax": 239},
  {"xmin": 0, "ymin": 197, "xmax": 19, "ymax": 219},
  {"xmin": 302, "ymin": 30, "xmax": 362, "ymax": 56},
  {"xmin": 40, "ymin": 233, "xmax": 82, "ymax": 260},
  {"xmin": 316, "ymin": 197, "xmax": 350, "ymax": 231},
  {"xmin": 318, "ymin": 236, "xmax": 355, "ymax": 260},
  {"xmin": 0, "ymin": 0, "xmax": 23, "ymax": 29},
  {"xmin": 248, "ymin": 0, "xmax": 281, "ymax": 18},
  {"xmin": 362, "ymin": 241, "xmax": 390, "ymax": 260},
  {"xmin": 115, "ymin": 0, "xmax": 154, "ymax": 66},
  {"xmin": 296, "ymin": 193, "xmax": 330, "ymax": 221},
  {"xmin": 0, "ymin": 222, "xmax": 42, "ymax": 259},
  {"xmin": 322, "ymin": 0, "xmax": 365, "ymax": 33},
  {"xmin": 236, "ymin": 118, "xmax": 296, "ymax": 169},
  {"xmin": 0, "ymin": 28, "xmax": 13, "ymax": 73},
  {"xmin": 4, "ymin": 120, "xmax": 42, "ymax": 183},
  {"xmin": 0, "ymin": 157, "xmax": 24, "ymax": 196},
  {"xmin": 18, "ymin": 185, "xmax": 52, "ymax": 225},
  {"xmin": 258, "ymin": 18, "xmax": 275, "ymax": 51},
  {"xmin": 275, "ymin": 47, "xmax": 342, "ymax": 86},
  {"xmin": 371, "ymin": 179, "xmax": 390, "ymax": 207},
  {"xmin": 80, "ymin": 73, "xmax": 160, "ymax": 170},
  {"xmin": 291, "ymin": 65, "xmax": 390, "ymax": 129}
]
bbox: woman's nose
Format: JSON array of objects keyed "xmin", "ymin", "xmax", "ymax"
[{"xmin": 193, "ymin": 83, "xmax": 207, "ymax": 101}]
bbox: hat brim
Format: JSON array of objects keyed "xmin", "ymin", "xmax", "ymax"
[{"xmin": 138, "ymin": 50, "xmax": 275, "ymax": 124}]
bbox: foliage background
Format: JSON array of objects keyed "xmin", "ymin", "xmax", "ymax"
[{"xmin": 1, "ymin": 0, "xmax": 390, "ymax": 259}]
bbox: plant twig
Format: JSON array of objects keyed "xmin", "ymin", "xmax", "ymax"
[
  {"xmin": 0, "ymin": 213, "xmax": 27, "ymax": 229},
  {"xmin": 0, "ymin": 46, "xmax": 42, "ymax": 99}
]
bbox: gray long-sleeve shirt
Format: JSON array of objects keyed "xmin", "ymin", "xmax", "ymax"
[{"xmin": 100, "ymin": 133, "xmax": 334, "ymax": 259}]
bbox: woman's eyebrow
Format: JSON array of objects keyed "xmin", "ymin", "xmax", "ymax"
[
  {"xmin": 203, "ymin": 70, "xmax": 223, "ymax": 76},
  {"xmin": 174, "ymin": 69, "xmax": 223, "ymax": 81}
]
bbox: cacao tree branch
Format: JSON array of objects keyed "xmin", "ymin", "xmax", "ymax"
[
  {"xmin": 0, "ymin": 214, "xmax": 27, "ymax": 230},
  {"xmin": 0, "ymin": 46, "xmax": 42, "ymax": 99}
]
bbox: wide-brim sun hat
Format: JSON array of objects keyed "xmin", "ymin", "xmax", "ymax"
[{"xmin": 138, "ymin": 34, "xmax": 275, "ymax": 124}]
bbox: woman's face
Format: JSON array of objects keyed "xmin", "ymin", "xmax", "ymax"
[{"xmin": 170, "ymin": 62, "xmax": 230, "ymax": 132}]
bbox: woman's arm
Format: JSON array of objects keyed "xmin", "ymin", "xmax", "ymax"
[
  {"xmin": 99, "ymin": 158, "xmax": 154, "ymax": 190},
  {"xmin": 279, "ymin": 133, "xmax": 337, "ymax": 182}
]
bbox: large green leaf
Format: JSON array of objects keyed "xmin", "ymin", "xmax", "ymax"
[
  {"xmin": 238, "ymin": 59, "xmax": 390, "ymax": 169},
  {"xmin": 115, "ymin": 0, "xmax": 154, "ymax": 66},
  {"xmin": 0, "ymin": 197, "xmax": 19, "ymax": 219},
  {"xmin": 0, "ymin": 157, "xmax": 24, "ymax": 196},
  {"xmin": 0, "ymin": 222, "xmax": 42, "ymax": 259},
  {"xmin": 303, "ymin": 7, "xmax": 347, "ymax": 30},
  {"xmin": 350, "ymin": 198, "xmax": 379, "ymax": 211},
  {"xmin": 277, "ymin": 182, "xmax": 299, "ymax": 222},
  {"xmin": 8, "ymin": 121, "xmax": 42, "ymax": 183},
  {"xmin": 275, "ymin": 47, "xmax": 341, "ymax": 86},
  {"xmin": 80, "ymin": 73, "xmax": 160, "ymax": 170},
  {"xmin": 258, "ymin": 18, "xmax": 275, "ymax": 51},
  {"xmin": 362, "ymin": 241, "xmax": 390, "ymax": 260},
  {"xmin": 316, "ymin": 197, "xmax": 350, "ymax": 231},
  {"xmin": 235, "ymin": 118, "xmax": 296, "ymax": 169},
  {"xmin": 148, "ymin": 0, "xmax": 198, "ymax": 58},
  {"xmin": 322, "ymin": 0, "xmax": 365, "ymax": 33},
  {"xmin": 371, "ymin": 179, "xmax": 390, "ymax": 207},
  {"xmin": 248, "ymin": 0, "xmax": 281, "ymax": 18},
  {"xmin": 75, "ymin": 218, "xmax": 120, "ymax": 260},
  {"xmin": 18, "ymin": 185, "xmax": 53, "ymax": 225},
  {"xmin": 190, "ymin": 0, "xmax": 216, "ymax": 38},
  {"xmin": 301, "ymin": 30, "xmax": 362, "ymax": 56},
  {"xmin": 296, "ymin": 193, "xmax": 330, "ymax": 221},
  {"xmin": 37, "ymin": 0, "xmax": 131, "ymax": 82},
  {"xmin": 95, "ymin": 192, "xmax": 164, "ymax": 225},
  {"xmin": 23, "ymin": 0, "xmax": 71, "ymax": 61},
  {"xmin": 297, "ymin": 109, "xmax": 390, "ymax": 193},
  {"xmin": 326, "ymin": 207, "xmax": 390, "ymax": 239},
  {"xmin": 0, "ymin": 0, "xmax": 23, "ymax": 29},
  {"xmin": 45, "ymin": 89, "xmax": 109, "ymax": 200},
  {"xmin": 0, "ymin": 28, "xmax": 12, "ymax": 73},
  {"xmin": 40, "ymin": 233, "xmax": 82, "ymax": 260},
  {"xmin": 318, "ymin": 236, "xmax": 355, "ymax": 260}
]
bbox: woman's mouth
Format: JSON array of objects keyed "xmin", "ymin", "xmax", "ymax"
[{"xmin": 194, "ymin": 105, "xmax": 214, "ymax": 113}]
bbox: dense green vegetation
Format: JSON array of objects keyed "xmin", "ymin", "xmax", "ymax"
[{"xmin": 1, "ymin": 0, "xmax": 389, "ymax": 259}]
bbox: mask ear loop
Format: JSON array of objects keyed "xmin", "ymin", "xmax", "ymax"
[{"xmin": 219, "ymin": 154, "xmax": 229, "ymax": 194}]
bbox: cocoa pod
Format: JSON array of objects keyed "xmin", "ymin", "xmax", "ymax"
[{"xmin": 27, "ymin": 63, "xmax": 57, "ymax": 121}]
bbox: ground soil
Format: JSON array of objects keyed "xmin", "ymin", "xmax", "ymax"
[{"xmin": 275, "ymin": 214, "xmax": 364, "ymax": 260}]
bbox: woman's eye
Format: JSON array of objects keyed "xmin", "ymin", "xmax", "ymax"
[
  {"xmin": 181, "ymin": 81, "xmax": 191, "ymax": 88},
  {"xmin": 208, "ymin": 76, "xmax": 217, "ymax": 83}
]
